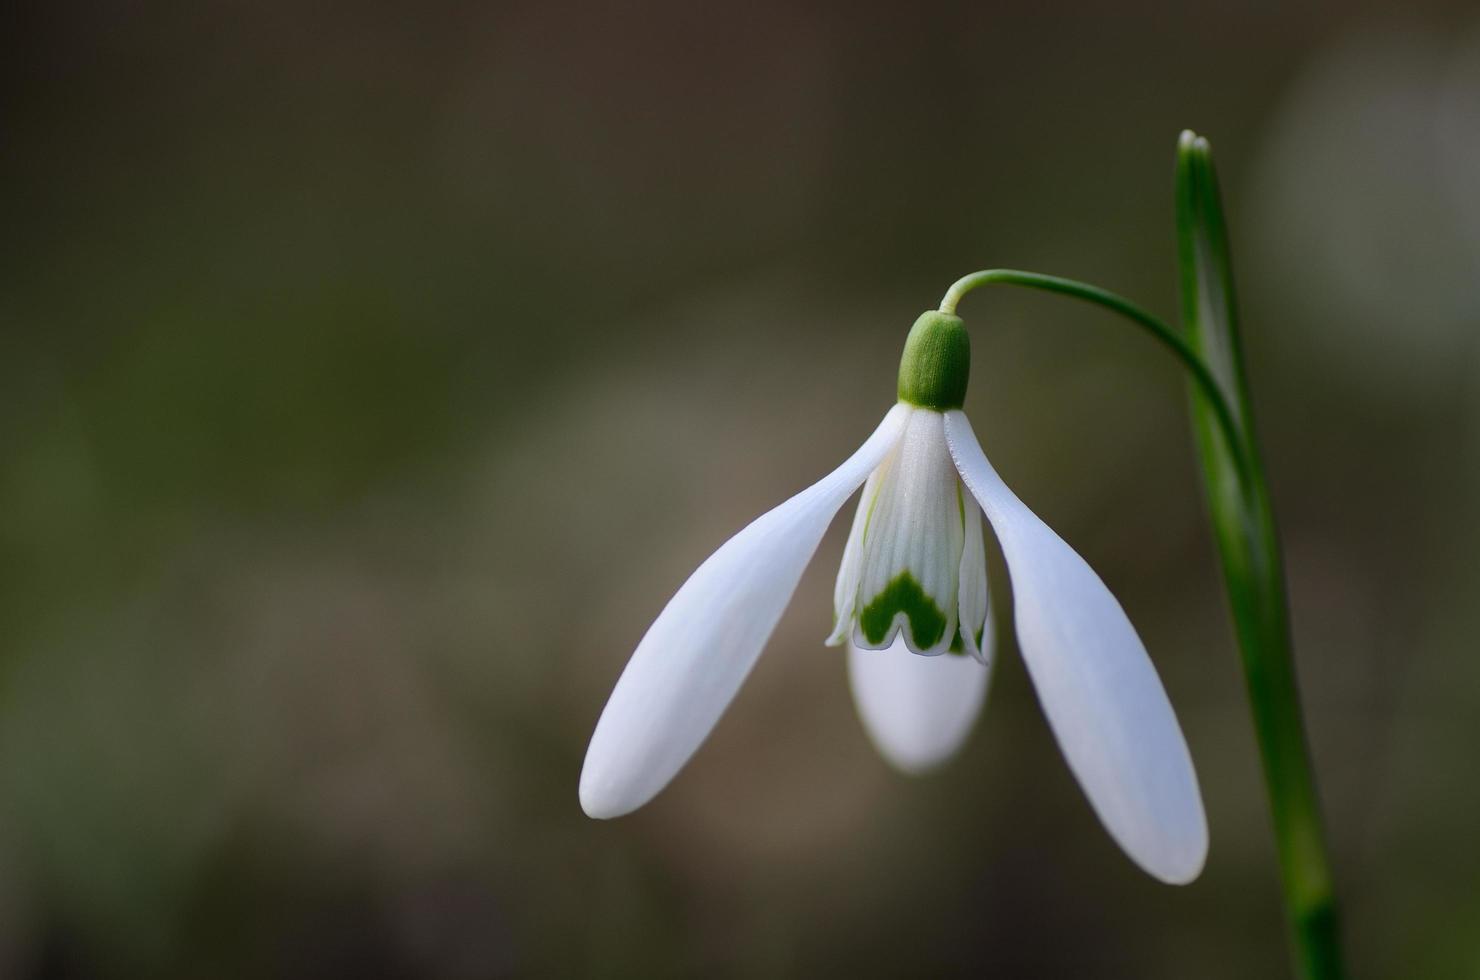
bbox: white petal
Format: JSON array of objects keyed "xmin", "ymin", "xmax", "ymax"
[
  {"xmin": 943, "ymin": 410, "xmax": 1208, "ymax": 884},
  {"xmin": 827, "ymin": 460, "xmax": 889, "ymax": 646},
  {"xmin": 848, "ymin": 636, "xmax": 989, "ymax": 774},
  {"xmin": 851, "ymin": 408, "xmax": 963, "ymax": 655},
  {"xmin": 580, "ymin": 404, "xmax": 910, "ymax": 819},
  {"xmin": 956, "ymin": 491, "xmax": 993, "ymax": 663}
]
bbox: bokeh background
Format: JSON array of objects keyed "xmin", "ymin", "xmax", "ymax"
[{"xmin": 4, "ymin": 2, "xmax": 1479, "ymax": 977}]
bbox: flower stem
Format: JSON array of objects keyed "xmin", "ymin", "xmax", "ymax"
[
  {"xmin": 1175, "ymin": 130, "xmax": 1342, "ymax": 979},
  {"xmin": 939, "ymin": 131, "xmax": 1343, "ymax": 978},
  {"xmin": 939, "ymin": 268, "xmax": 1255, "ymax": 489}
]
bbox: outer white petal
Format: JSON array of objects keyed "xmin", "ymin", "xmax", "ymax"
[
  {"xmin": 848, "ymin": 637, "xmax": 989, "ymax": 774},
  {"xmin": 943, "ymin": 410, "xmax": 1208, "ymax": 884},
  {"xmin": 956, "ymin": 492, "xmax": 992, "ymax": 663},
  {"xmin": 580, "ymin": 404, "xmax": 910, "ymax": 819}
]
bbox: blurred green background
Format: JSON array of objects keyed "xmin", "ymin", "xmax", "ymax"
[{"xmin": 4, "ymin": 2, "xmax": 1479, "ymax": 977}]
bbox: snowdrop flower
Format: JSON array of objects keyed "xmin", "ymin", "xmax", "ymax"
[{"xmin": 581, "ymin": 310, "xmax": 1208, "ymax": 884}]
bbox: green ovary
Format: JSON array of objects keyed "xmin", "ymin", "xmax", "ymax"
[{"xmin": 858, "ymin": 572, "xmax": 949, "ymax": 649}]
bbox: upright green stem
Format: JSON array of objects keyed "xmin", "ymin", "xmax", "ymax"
[
  {"xmin": 1175, "ymin": 131, "xmax": 1341, "ymax": 979},
  {"xmin": 942, "ymin": 133, "xmax": 1342, "ymax": 979}
]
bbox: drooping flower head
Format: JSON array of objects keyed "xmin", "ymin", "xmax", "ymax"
[{"xmin": 581, "ymin": 308, "xmax": 1207, "ymax": 885}]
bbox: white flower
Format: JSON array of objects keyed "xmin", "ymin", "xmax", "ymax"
[{"xmin": 580, "ymin": 311, "xmax": 1208, "ymax": 884}]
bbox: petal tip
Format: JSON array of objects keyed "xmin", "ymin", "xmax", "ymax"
[
  {"xmin": 848, "ymin": 640, "xmax": 989, "ymax": 776},
  {"xmin": 875, "ymin": 747, "xmax": 955, "ymax": 777},
  {"xmin": 1128, "ymin": 810, "xmax": 1209, "ymax": 885},
  {"xmin": 578, "ymin": 767, "xmax": 641, "ymax": 820},
  {"xmin": 1148, "ymin": 842, "xmax": 1209, "ymax": 886}
]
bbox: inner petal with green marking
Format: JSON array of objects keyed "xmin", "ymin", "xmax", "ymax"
[
  {"xmin": 828, "ymin": 405, "xmax": 990, "ymax": 658},
  {"xmin": 858, "ymin": 571, "xmax": 949, "ymax": 649}
]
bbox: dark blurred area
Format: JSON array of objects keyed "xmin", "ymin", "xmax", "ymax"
[{"xmin": 3, "ymin": 1, "xmax": 1479, "ymax": 977}]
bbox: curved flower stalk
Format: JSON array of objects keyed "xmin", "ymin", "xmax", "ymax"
[{"xmin": 581, "ymin": 310, "xmax": 1208, "ymax": 885}]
